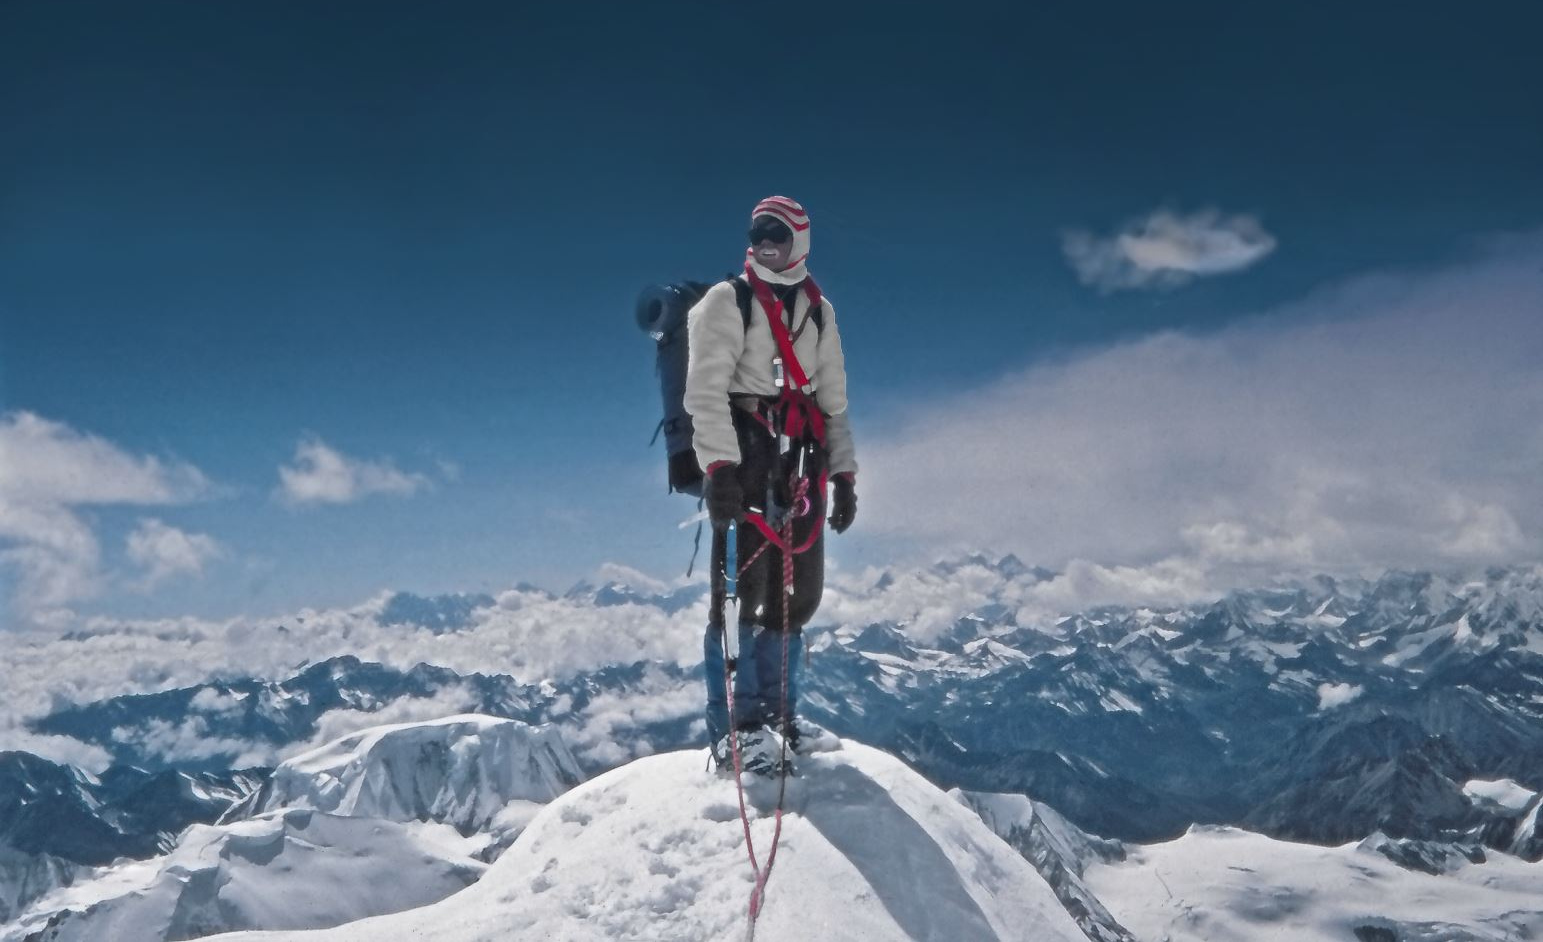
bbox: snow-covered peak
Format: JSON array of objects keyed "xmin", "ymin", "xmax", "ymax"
[
  {"xmin": 209, "ymin": 741, "xmax": 1091, "ymax": 941},
  {"xmin": 1460, "ymin": 565, "xmax": 1543, "ymax": 632},
  {"xmin": 229, "ymin": 714, "xmax": 582, "ymax": 837}
]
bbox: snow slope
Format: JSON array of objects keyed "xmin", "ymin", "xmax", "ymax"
[
  {"xmin": 210, "ymin": 741, "xmax": 1089, "ymax": 942},
  {"xmin": 1084, "ymin": 823, "xmax": 1543, "ymax": 941},
  {"xmin": 951, "ymin": 790, "xmax": 1135, "ymax": 942}
]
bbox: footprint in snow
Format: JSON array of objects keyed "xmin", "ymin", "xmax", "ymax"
[{"xmin": 701, "ymin": 802, "xmax": 741, "ymax": 823}]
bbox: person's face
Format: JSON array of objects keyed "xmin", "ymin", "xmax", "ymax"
[{"xmin": 748, "ymin": 217, "xmax": 795, "ymax": 271}]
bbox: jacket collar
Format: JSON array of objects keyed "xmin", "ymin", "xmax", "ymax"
[{"xmin": 747, "ymin": 256, "xmax": 809, "ymax": 286}]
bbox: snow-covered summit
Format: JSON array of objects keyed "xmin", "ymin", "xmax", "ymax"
[{"xmin": 210, "ymin": 740, "xmax": 1090, "ymax": 942}]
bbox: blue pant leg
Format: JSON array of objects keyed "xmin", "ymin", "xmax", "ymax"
[
  {"xmin": 785, "ymin": 632, "xmax": 803, "ymax": 722},
  {"xmin": 733, "ymin": 621, "xmax": 764, "ymax": 729},
  {"xmin": 753, "ymin": 630, "xmax": 804, "ymax": 727},
  {"xmin": 703, "ymin": 623, "xmax": 729, "ymax": 746}
]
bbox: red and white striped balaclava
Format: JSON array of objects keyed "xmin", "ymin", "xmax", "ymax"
[{"xmin": 748, "ymin": 195, "xmax": 811, "ymax": 283}]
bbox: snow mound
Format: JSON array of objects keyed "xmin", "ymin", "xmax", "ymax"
[
  {"xmin": 228, "ymin": 713, "xmax": 582, "ymax": 841},
  {"xmin": 1, "ymin": 809, "xmax": 485, "ymax": 942},
  {"xmin": 208, "ymin": 741, "xmax": 1090, "ymax": 941},
  {"xmin": 1463, "ymin": 777, "xmax": 1538, "ymax": 815},
  {"xmin": 1084, "ymin": 823, "xmax": 1543, "ymax": 942}
]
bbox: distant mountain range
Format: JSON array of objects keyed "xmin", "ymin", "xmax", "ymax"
[{"xmin": 6, "ymin": 561, "xmax": 1543, "ymax": 920}]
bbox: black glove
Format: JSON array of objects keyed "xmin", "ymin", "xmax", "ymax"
[
  {"xmin": 704, "ymin": 463, "xmax": 743, "ymax": 529},
  {"xmin": 829, "ymin": 473, "xmax": 857, "ymax": 534},
  {"xmin": 668, "ymin": 451, "xmax": 704, "ymax": 495}
]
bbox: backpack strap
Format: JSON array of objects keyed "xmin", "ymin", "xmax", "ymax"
[
  {"xmin": 730, "ymin": 277, "xmax": 754, "ymax": 330},
  {"xmin": 728, "ymin": 276, "xmax": 823, "ymax": 333}
]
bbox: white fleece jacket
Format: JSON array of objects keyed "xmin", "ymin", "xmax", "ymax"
[{"xmin": 683, "ymin": 262, "xmax": 857, "ymax": 476}]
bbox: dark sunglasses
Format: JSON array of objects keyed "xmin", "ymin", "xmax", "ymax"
[{"xmin": 748, "ymin": 219, "xmax": 793, "ymax": 245}]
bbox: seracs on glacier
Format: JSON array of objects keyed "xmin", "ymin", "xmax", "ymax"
[{"xmin": 3, "ymin": 716, "xmax": 583, "ymax": 942}]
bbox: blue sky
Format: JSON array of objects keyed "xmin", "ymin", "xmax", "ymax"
[{"xmin": 3, "ymin": 1, "xmax": 1542, "ymax": 625}]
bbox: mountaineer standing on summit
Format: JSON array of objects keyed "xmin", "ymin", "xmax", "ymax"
[{"xmin": 685, "ymin": 196, "xmax": 859, "ymax": 774}]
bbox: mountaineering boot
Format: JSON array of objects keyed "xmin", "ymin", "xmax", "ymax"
[
  {"xmin": 741, "ymin": 726, "xmax": 791, "ymax": 777},
  {"xmin": 783, "ymin": 717, "xmax": 839, "ymax": 756},
  {"xmin": 709, "ymin": 733, "xmax": 731, "ymax": 772},
  {"xmin": 713, "ymin": 727, "xmax": 793, "ymax": 777}
]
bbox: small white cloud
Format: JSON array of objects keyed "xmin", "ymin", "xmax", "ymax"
[
  {"xmin": 1442, "ymin": 498, "xmax": 1527, "ymax": 559},
  {"xmin": 276, "ymin": 436, "xmax": 431, "ymax": 507},
  {"xmin": 126, "ymin": 518, "xmax": 223, "ymax": 588},
  {"xmin": 1063, "ymin": 207, "xmax": 1277, "ymax": 292},
  {"xmin": 1317, "ymin": 682, "xmax": 1363, "ymax": 711},
  {"xmin": 0, "ymin": 412, "xmax": 211, "ymax": 615},
  {"xmin": 0, "ymin": 723, "xmax": 114, "ymax": 774},
  {"xmin": 1017, "ymin": 558, "xmax": 1214, "ymax": 619},
  {"xmin": 190, "ymin": 686, "xmax": 248, "ymax": 717},
  {"xmin": 286, "ymin": 686, "xmax": 482, "ymax": 760}
]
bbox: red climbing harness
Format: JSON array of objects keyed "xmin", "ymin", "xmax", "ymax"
[{"xmin": 739, "ymin": 261, "xmax": 829, "ymax": 559}]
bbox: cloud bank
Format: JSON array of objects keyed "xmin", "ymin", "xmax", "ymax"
[
  {"xmin": 865, "ymin": 231, "xmax": 1543, "ymax": 593},
  {"xmin": 276, "ymin": 437, "xmax": 431, "ymax": 506},
  {"xmin": 1063, "ymin": 207, "xmax": 1277, "ymax": 292},
  {"xmin": 0, "ymin": 583, "xmax": 706, "ymax": 765}
]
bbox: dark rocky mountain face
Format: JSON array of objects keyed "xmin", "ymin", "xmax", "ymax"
[
  {"xmin": 0, "ymin": 752, "xmax": 262, "ymax": 866},
  {"xmin": 17, "ymin": 563, "xmax": 1543, "ymax": 867}
]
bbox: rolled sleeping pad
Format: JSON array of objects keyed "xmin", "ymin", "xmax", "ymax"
[
  {"xmin": 635, "ymin": 282, "xmax": 706, "ymax": 339},
  {"xmin": 639, "ymin": 282, "xmax": 714, "ymax": 496}
]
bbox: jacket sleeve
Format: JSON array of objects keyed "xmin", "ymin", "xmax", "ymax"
[
  {"xmin": 683, "ymin": 282, "xmax": 745, "ymax": 469},
  {"xmin": 815, "ymin": 298, "xmax": 859, "ymax": 475}
]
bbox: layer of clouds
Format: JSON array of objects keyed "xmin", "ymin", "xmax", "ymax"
[
  {"xmin": 276, "ymin": 437, "xmax": 431, "ymax": 507},
  {"xmin": 822, "ymin": 557, "xmax": 1216, "ymax": 642},
  {"xmin": 557, "ymin": 667, "xmax": 700, "ymax": 766},
  {"xmin": 0, "ymin": 585, "xmax": 705, "ymax": 766},
  {"xmin": 111, "ymin": 716, "xmax": 276, "ymax": 768},
  {"xmin": 8, "ymin": 556, "xmax": 1542, "ymax": 775},
  {"xmin": 1063, "ymin": 207, "xmax": 1277, "ymax": 292},
  {"xmin": 126, "ymin": 518, "xmax": 223, "ymax": 589},
  {"xmin": 865, "ymin": 231, "xmax": 1543, "ymax": 596},
  {"xmin": 0, "ymin": 412, "xmax": 211, "ymax": 613}
]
